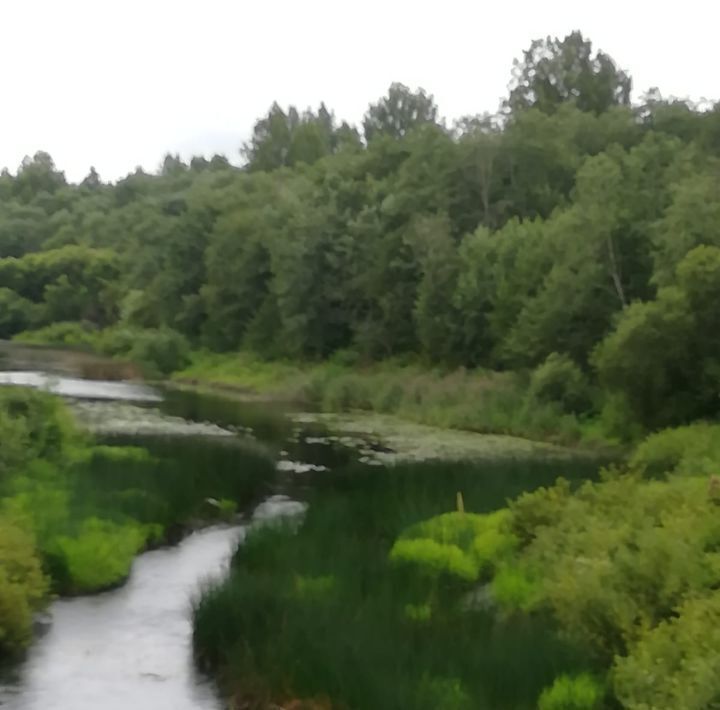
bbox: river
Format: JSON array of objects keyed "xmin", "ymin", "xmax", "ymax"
[
  {"xmin": 0, "ymin": 356, "xmax": 337, "ymax": 710},
  {"xmin": 0, "ymin": 525, "xmax": 241, "ymax": 710},
  {"xmin": 0, "ymin": 347, "xmax": 603, "ymax": 709}
]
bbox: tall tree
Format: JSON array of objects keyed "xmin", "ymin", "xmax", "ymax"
[
  {"xmin": 507, "ymin": 31, "xmax": 631, "ymax": 115},
  {"xmin": 363, "ymin": 83, "xmax": 439, "ymax": 143}
]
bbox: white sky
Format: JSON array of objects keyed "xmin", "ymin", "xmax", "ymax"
[{"xmin": 1, "ymin": 0, "xmax": 717, "ymax": 183}]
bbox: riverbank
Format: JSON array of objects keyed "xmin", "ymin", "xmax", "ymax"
[
  {"xmin": 4, "ymin": 337, "xmax": 619, "ymax": 450},
  {"xmin": 174, "ymin": 352, "xmax": 616, "ymax": 450},
  {"xmin": 193, "ymin": 457, "xmax": 605, "ymax": 710},
  {"xmin": 0, "ymin": 384, "xmax": 276, "ymax": 658},
  {"xmin": 193, "ymin": 422, "xmax": 720, "ymax": 710}
]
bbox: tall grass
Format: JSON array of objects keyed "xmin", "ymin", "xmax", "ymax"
[
  {"xmin": 0, "ymin": 386, "xmax": 278, "ymax": 601},
  {"xmin": 175, "ymin": 352, "xmax": 604, "ymax": 446},
  {"xmin": 193, "ymin": 457, "xmax": 604, "ymax": 709}
]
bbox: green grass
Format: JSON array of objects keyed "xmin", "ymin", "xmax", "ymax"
[
  {"xmin": 175, "ymin": 350, "xmax": 310, "ymax": 395},
  {"xmin": 176, "ymin": 352, "xmax": 612, "ymax": 447},
  {"xmin": 192, "ymin": 457, "xmax": 604, "ymax": 709},
  {"xmin": 0, "ymin": 387, "xmax": 278, "ymax": 606}
]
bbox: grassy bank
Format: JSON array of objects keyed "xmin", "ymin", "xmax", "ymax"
[
  {"xmin": 193, "ymin": 423, "xmax": 720, "ymax": 709},
  {"xmin": 193, "ymin": 457, "xmax": 604, "ymax": 710},
  {"xmin": 176, "ymin": 352, "xmax": 611, "ymax": 447},
  {"xmin": 0, "ymin": 387, "xmax": 276, "ymax": 658},
  {"xmin": 8, "ymin": 330, "xmax": 617, "ymax": 447}
]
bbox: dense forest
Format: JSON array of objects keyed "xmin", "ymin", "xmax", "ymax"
[{"xmin": 1, "ymin": 29, "xmax": 720, "ymax": 439}]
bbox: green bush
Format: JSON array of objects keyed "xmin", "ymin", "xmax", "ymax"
[
  {"xmin": 320, "ymin": 373, "xmax": 373, "ymax": 411},
  {"xmin": 390, "ymin": 538, "xmax": 479, "ymax": 581},
  {"xmin": 193, "ymin": 460, "xmax": 596, "ymax": 709},
  {"xmin": 0, "ymin": 517, "xmax": 48, "ymax": 654},
  {"xmin": 0, "ymin": 288, "xmax": 35, "ymax": 338},
  {"xmin": 56, "ymin": 518, "xmax": 149, "ymax": 593},
  {"xmin": 613, "ymin": 592, "xmax": 720, "ymax": 710},
  {"xmin": 629, "ymin": 423, "xmax": 720, "ymax": 477},
  {"xmin": 537, "ymin": 673, "xmax": 603, "ymax": 710},
  {"xmin": 529, "ymin": 353, "xmax": 592, "ymax": 414},
  {"xmin": 391, "ymin": 510, "xmax": 518, "ymax": 583},
  {"xmin": 509, "ymin": 474, "xmax": 720, "ymax": 659},
  {"xmin": 13, "ymin": 321, "xmax": 98, "ymax": 347},
  {"xmin": 99, "ymin": 326, "xmax": 191, "ymax": 375},
  {"xmin": 508, "ymin": 478, "xmax": 572, "ymax": 546},
  {"xmin": 491, "ymin": 564, "xmax": 538, "ymax": 612},
  {"xmin": 0, "ymin": 386, "xmax": 80, "ymax": 467}
]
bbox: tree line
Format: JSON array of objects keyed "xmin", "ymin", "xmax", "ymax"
[{"xmin": 1, "ymin": 30, "xmax": 719, "ymax": 434}]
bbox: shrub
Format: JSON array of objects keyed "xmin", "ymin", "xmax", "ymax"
[
  {"xmin": 99, "ymin": 326, "xmax": 191, "ymax": 375},
  {"xmin": 529, "ymin": 353, "xmax": 592, "ymax": 414},
  {"xmin": 0, "ymin": 288, "xmax": 35, "ymax": 338},
  {"xmin": 629, "ymin": 423, "xmax": 720, "ymax": 477},
  {"xmin": 0, "ymin": 387, "xmax": 79, "ymax": 466},
  {"xmin": 12, "ymin": 321, "xmax": 98, "ymax": 347},
  {"xmin": 0, "ymin": 517, "xmax": 48, "ymax": 655},
  {"xmin": 390, "ymin": 538, "xmax": 479, "ymax": 581},
  {"xmin": 56, "ymin": 518, "xmax": 148, "ymax": 592},
  {"xmin": 320, "ymin": 374, "xmax": 372, "ymax": 411},
  {"xmin": 537, "ymin": 673, "xmax": 603, "ymax": 710},
  {"xmin": 392, "ymin": 510, "xmax": 517, "ymax": 582},
  {"xmin": 508, "ymin": 478, "xmax": 572, "ymax": 546},
  {"xmin": 491, "ymin": 564, "xmax": 538, "ymax": 612},
  {"xmin": 613, "ymin": 592, "xmax": 720, "ymax": 710}
]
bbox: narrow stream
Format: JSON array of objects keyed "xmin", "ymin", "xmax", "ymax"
[
  {"xmin": 0, "ymin": 526, "xmax": 242, "ymax": 710},
  {"xmin": 0, "ymin": 358, "xmax": 337, "ymax": 710},
  {"xmin": 0, "ymin": 351, "xmax": 597, "ymax": 710}
]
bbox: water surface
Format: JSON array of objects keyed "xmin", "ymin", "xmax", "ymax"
[{"xmin": 0, "ymin": 527, "xmax": 242, "ymax": 710}]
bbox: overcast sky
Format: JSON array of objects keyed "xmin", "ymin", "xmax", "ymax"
[{"xmin": 1, "ymin": 0, "xmax": 716, "ymax": 183}]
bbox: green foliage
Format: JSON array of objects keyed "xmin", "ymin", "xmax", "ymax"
[
  {"xmin": 507, "ymin": 31, "xmax": 631, "ymax": 115},
  {"xmin": 56, "ymin": 518, "xmax": 147, "ymax": 593},
  {"xmin": 629, "ymin": 423, "xmax": 720, "ymax": 477},
  {"xmin": 595, "ymin": 245, "xmax": 720, "ymax": 432},
  {"xmin": 99, "ymin": 326, "xmax": 191, "ymax": 375},
  {"xmin": 537, "ymin": 673, "xmax": 603, "ymax": 710},
  {"xmin": 0, "ymin": 30, "xmax": 691, "ymax": 385},
  {"xmin": 613, "ymin": 593, "xmax": 720, "ymax": 710},
  {"xmin": 179, "ymin": 354, "xmax": 594, "ymax": 445},
  {"xmin": 474, "ymin": 422, "xmax": 720, "ymax": 708},
  {"xmin": 363, "ymin": 83, "xmax": 438, "ymax": 142},
  {"xmin": 508, "ymin": 478, "xmax": 571, "ymax": 545},
  {"xmin": 491, "ymin": 565, "xmax": 539, "ymax": 612},
  {"xmin": 390, "ymin": 538, "xmax": 480, "ymax": 581},
  {"xmin": 0, "ymin": 517, "xmax": 48, "ymax": 654},
  {"xmin": 13, "ymin": 320, "xmax": 98, "ymax": 347},
  {"xmin": 0, "ymin": 386, "xmax": 80, "ymax": 469},
  {"xmin": 0, "ymin": 288, "xmax": 35, "ymax": 338},
  {"xmin": 0, "ymin": 386, "xmax": 275, "ymax": 642},
  {"xmin": 55, "ymin": 518, "xmax": 148, "ymax": 592},
  {"xmin": 0, "ymin": 246, "xmax": 119, "ymax": 327},
  {"xmin": 192, "ymin": 459, "xmax": 599, "ymax": 709},
  {"xmin": 529, "ymin": 353, "xmax": 592, "ymax": 414},
  {"xmin": 391, "ymin": 510, "xmax": 518, "ymax": 583},
  {"xmin": 2, "ymin": 30, "xmax": 718, "ymax": 445}
]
